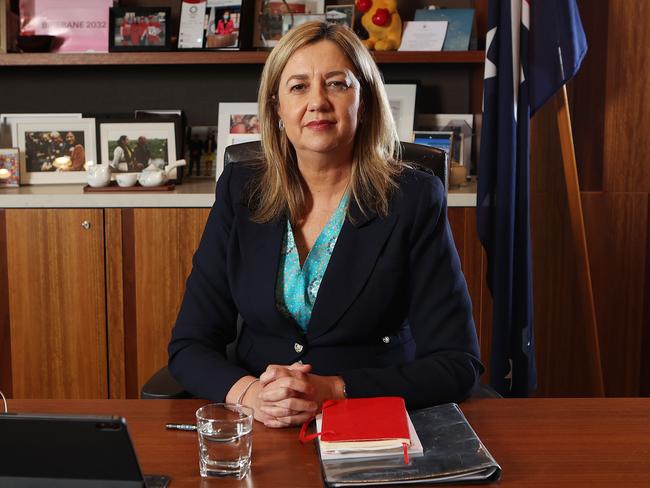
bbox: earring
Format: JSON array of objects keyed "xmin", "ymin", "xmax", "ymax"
[{"xmin": 278, "ymin": 120, "xmax": 285, "ymax": 130}]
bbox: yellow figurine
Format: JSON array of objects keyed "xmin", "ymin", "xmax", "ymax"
[{"xmin": 355, "ymin": 0, "xmax": 402, "ymax": 51}]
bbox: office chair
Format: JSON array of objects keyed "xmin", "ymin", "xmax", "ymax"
[{"xmin": 141, "ymin": 141, "xmax": 499, "ymax": 400}]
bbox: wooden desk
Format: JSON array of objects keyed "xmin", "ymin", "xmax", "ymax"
[{"xmin": 8, "ymin": 398, "xmax": 650, "ymax": 487}]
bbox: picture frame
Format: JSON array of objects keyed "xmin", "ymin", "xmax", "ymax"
[
  {"xmin": 325, "ymin": 4, "xmax": 354, "ymax": 29},
  {"xmin": 186, "ymin": 126, "xmax": 218, "ymax": 179},
  {"xmin": 254, "ymin": 0, "xmax": 324, "ymax": 48},
  {"xmin": 281, "ymin": 13, "xmax": 326, "ymax": 36},
  {"xmin": 98, "ymin": 121, "xmax": 177, "ymax": 177},
  {"xmin": 384, "ymin": 84, "xmax": 417, "ymax": 142},
  {"xmin": 205, "ymin": 0, "xmax": 243, "ymax": 50},
  {"xmin": 416, "ymin": 113, "xmax": 473, "ymax": 167},
  {"xmin": 0, "ymin": 148, "xmax": 20, "ymax": 188},
  {"xmin": 2, "ymin": 113, "xmax": 83, "ymax": 147},
  {"xmin": 217, "ymin": 102, "xmax": 260, "ymax": 179},
  {"xmin": 108, "ymin": 7, "xmax": 172, "ymax": 52},
  {"xmin": 16, "ymin": 118, "xmax": 97, "ymax": 185}
]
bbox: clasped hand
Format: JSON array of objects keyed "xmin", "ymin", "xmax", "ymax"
[{"xmin": 248, "ymin": 363, "xmax": 344, "ymax": 428}]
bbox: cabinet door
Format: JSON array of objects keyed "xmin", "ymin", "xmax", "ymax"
[
  {"xmin": 106, "ymin": 208, "xmax": 210, "ymax": 398},
  {"xmin": 1, "ymin": 209, "xmax": 107, "ymax": 398}
]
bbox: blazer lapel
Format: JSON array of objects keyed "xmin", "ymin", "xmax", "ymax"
[
  {"xmin": 307, "ymin": 201, "xmax": 398, "ymax": 340},
  {"xmin": 239, "ymin": 214, "xmax": 299, "ymax": 338}
]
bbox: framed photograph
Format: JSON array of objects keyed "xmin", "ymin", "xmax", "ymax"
[
  {"xmin": 217, "ymin": 102, "xmax": 260, "ymax": 179},
  {"xmin": 2, "ymin": 113, "xmax": 83, "ymax": 147},
  {"xmin": 384, "ymin": 84, "xmax": 417, "ymax": 142},
  {"xmin": 412, "ymin": 130, "xmax": 454, "ymax": 162},
  {"xmin": 254, "ymin": 0, "xmax": 324, "ymax": 48},
  {"xmin": 98, "ymin": 121, "xmax": 177, "ymax": 177},
  {"xmin": 108, "ymin": 7, "xmax": 172, "ymax": 52},
  {"xmin": 186, "ymin": 126, "xmax": 218, "ymax": 178},
  {"xmin": 416, "ymin": 113, "xmax": 473, "ymax": 167},
  {"xmin": 16, "ymin": 118, "xmax": 97, "ymax": 185},
  {"xmin": 205, "ymin": 0, "xmax": 243, "ymax": 49},
  {"xmin": 0, "ymin": 148, "xmax": 20, "ymax": 188},
  {"xmin": 282, "ymin": 13, "xmax": 326, "ymax": 36},
  {"xmin": 325, "ymin": 5, "xmax": 354, "ymax": 29}
]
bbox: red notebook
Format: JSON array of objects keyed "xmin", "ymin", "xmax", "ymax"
[{"xmin": 316, "ymin": 397, "xmax": 411, "ymax": 461}]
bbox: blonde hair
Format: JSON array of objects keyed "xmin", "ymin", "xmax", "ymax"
[{"xmin": 251, "ymin": 21, "xmax": 402, "ymax": 224}]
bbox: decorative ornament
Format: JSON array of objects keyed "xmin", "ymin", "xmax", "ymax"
[{"xmin": 356, "ymin": 0, "xmax": 402, "ymax": 51}]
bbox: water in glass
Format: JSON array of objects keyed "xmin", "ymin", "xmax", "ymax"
[{"xmin": 196, "ymin": 403, "xmax": 253, "ymax": 479}]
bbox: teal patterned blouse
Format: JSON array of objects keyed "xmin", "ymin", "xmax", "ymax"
[{"xmin": 276, "ymin": 193, "xmax": 350, "ymax": 331}]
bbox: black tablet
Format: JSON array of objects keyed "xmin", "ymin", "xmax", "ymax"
[{"xmin": 0, "ymin": 413, "xmax": 150, "ymax": 487}]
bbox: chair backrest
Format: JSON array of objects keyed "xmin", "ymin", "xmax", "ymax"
[{"xmin": 224, "ymin": 141, "xmax": 447, "ymax": 188}]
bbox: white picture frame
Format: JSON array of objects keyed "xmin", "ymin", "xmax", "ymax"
[
  {"xmin": 16, "ymin": 118, "xmax": 96, "ymax": 185},
  {"xmin": 1, "ymin": 113, "xmax": 83, "ymax": 147},
  {"xmin": 99, "ymin": 121, "xmax": 177, "ymax": 175},
  {"xmin": 384, "ymin": 84, "xmax": 417, "ymax": 142},
  {"xmin": 216, "ymin": 102, "xmax": 260, "ymax": 179}
]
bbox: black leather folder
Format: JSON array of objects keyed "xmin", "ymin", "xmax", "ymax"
[{"xmin": 318, "ymin": 403, "xmax": 501, "ymax": 486}]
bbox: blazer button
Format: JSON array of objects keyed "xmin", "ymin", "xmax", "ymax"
[
  {"xmin": 294, "ymin": 342, "xmax": 304, "ymax": 353},
  {"xmin": 382, "ymin": 336, "xmax": 390, "ymax": 344}
]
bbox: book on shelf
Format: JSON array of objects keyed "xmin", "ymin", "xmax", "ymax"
[{"xmin": 317, "ymin": 402, "xmax": 501, "ymax": 487}]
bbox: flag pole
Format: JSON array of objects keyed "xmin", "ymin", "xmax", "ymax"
[{"xmin": 555, "ymin": 85, "xmax": 605, "ymax": 396}]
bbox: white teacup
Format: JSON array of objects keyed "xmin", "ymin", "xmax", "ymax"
[
  {"xmin": 86, "ymin": 164, "xmax": 111, "ymax": 187},
  {"xmin": 116, "ymin": 173, "xmax": 139, "ymax": 187}
]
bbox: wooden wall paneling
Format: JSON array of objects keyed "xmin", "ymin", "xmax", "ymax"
[
  {"xmin": 5, "ymin": 209, "xmax": 108, "ymax": 398},
  {"xmin": 603, "ymin": 1, "xmax": 650, "ymax": 192},
  {"xmin": 132, "ymin": 208, "xmax": 209, "ymax": 396},
  {"xmin": 105, "ymin": 209, "xmax": 126, "ymax": 399},
  {"xmin": 581, "ymin": 193, "xmax": 648, "ymax": 396},
  {"xmin": 530, "ymin": 103, "xmax": 598, "ymax": 396},
  {"xmin": 570, "ymin": 0, "xmax": 609, "ymax": 191},
  {"xmin": 0, "ymin": 210, "xmax": 12, "ymax": 397},
  {"xmin": 447, "ymin": 208, "xmax": 491, "ymax": 381},
  {"xmin": 463, "ymin": 209, "xmax": 492, "ymax": 381},
  {"xmin": 121, "ymin": 209, "xmax": 139, "ymax": 399}
]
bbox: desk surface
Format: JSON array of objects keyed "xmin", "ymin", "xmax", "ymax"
[{"xmin": 8, "ymin": 398, "xmax": 650, "ymax": 487}]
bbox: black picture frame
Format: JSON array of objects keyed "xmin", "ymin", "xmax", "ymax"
[{"xmin": 108, "ymin": 7, "xmax": 172, "ymax": 52}]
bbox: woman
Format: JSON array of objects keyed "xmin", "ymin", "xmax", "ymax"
[
  {"xmin": 111, "ymin": 135, "xmax": 133, "ymax": 172},
  {"xmin": 216, "ymin": 10, "xmax": 235, "ymax": 35},
  {"xmin": 168, "ymin": 22, "xmax": 482, "ymax": 428}
]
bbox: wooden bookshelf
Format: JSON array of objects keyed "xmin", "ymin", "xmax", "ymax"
[{"xmin": 0, "ymin": 50, "xmax": 484, "ymax": 66}]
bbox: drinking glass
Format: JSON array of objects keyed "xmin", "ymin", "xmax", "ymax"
[{"xmin": 196, "ymin": 403, "xmax": 254, "ymax": 479}]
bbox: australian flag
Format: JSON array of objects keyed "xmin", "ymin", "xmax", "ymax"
[{"xmin": 477, "ymin": 0, "xmax": 587, "ymax": 396}]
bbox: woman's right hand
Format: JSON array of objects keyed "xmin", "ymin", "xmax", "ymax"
[{"xmin": 257, "ymin": 363, "xmax": 319, "ymax": 428}]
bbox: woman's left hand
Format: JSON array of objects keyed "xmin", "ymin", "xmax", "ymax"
[{"xmin": 257, "ymin": 363, "xmax": 345, "ymax": 427}]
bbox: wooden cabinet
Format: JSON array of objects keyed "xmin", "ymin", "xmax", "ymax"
[
  {"xmin": 0, "ymin": 209, "xmax": 107, "ymax": 398},
  {"xmin": 104, "ymin": 208, "xmax": 210, "ymax": 399},
  {"xmin": 0, "ymin": 206, "xmax": 484, "ymax": 399},
  {"xmin": 0, "ymin": 207, "xmax": 209, "ymax": 399}
]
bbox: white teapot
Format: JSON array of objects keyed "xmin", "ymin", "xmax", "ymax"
[
  {"xmin": 137, "ymin": 159, "xmax": 187, "ymax": 187},
  {"xmin": 86, "ymin": 162, "xmax": 111, "ymax": 187}
]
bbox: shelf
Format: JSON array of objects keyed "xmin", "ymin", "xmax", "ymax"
[{"xmin": 0, "ymin": 50, "xmax": 484, "ymax": 66}]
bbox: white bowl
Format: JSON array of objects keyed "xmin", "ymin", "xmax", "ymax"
[{"xmin": 116, "ymin": 173, "xmax": 139, "ymax": 187}]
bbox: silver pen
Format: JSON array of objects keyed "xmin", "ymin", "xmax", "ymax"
[{"xmin": 165, "ymin": 423, "xmax": 197, "ymax": 431}]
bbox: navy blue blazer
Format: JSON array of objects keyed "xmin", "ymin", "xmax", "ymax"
[{"xmin": 168, "ymin": 162, "xmax": 483, "ymax": 409}]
